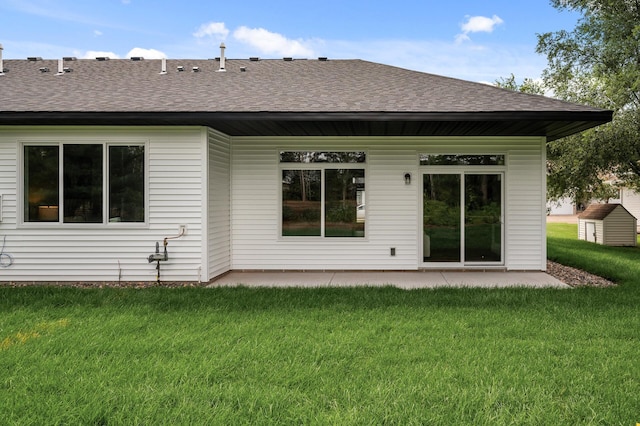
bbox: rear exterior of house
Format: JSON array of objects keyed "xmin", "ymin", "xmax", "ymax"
[{"xmin": 0, "ymin": 53, "xmax": 612, "ymax": 283}]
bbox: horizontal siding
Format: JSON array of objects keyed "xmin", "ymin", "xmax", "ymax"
[
  {"xmin": 231, "ymin": 136, "xmax": 546, "ymax": 271},
  {"xmin": 603, "ymin": 208, "xmax": 637, "ymax": 246},
  {"xmin": 0, "ymin": 127, "xmax": 206, "ymax": 282},
  {"xmin": 505, "ymin": 140, "xmax": 546, "ymax": 270},
  {"xmin": 207, "ymin": 128, "xmax": 231, "ymax": 279},
  {"xmin": 621, "ymin": 188, "xmax": 640, "ymax": 232}
]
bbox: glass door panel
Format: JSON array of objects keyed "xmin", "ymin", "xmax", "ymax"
[
  {"xmin": 464, "ymin": 174, "xmax": 502, "ymax": 262},
  {"xmin": 423, "ymin": 174, "xmax": 461, "ymax": 262}
]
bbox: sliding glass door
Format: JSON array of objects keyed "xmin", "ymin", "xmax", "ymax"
[{"xmin": 423, "ymin": 173, "xmax": 503, "ymax": 264}]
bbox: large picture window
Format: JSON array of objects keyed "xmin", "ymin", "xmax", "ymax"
[
  {"xmin": 281, "ymin": 151, "xmax": 365, "ymax": 238},
  {"xmin": 24, "ymin": 143, "xmax": 145, "ymax": 224}
]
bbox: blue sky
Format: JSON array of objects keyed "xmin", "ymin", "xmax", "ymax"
[{"xmin": 0, "ymin": 0, "xmax": 580, "ymax": 82}]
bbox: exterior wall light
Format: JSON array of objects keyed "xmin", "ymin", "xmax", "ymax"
[{"xmin": 404, "ymin": 172, "xmax": 412, "ymax": 185}]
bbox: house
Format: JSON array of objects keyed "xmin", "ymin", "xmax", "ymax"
[
  {"xmin": 0, "ymin": 45, "xmax": 612, "ymax": 283},
  {"xmin": 578, "ymin": 203, "xmax": 637, "ymax": 246}
]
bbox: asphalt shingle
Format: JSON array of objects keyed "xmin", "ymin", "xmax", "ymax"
[{"xmin": 0, "ymin": 58, "xmax": 604, "ymax": 114}]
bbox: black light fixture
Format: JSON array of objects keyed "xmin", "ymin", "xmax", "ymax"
[{"xmin": 404, "ymin": 172, "xmax": 412, "ymax": 185}]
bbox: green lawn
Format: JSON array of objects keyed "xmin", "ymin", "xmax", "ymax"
[{"xmin": 1, "ymin": 223, "xmax": 639, "ymax": 424}]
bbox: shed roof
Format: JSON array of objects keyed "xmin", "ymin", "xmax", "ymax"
[
  {"xmin": 578, "ymin": 203, "xmax": 634, "ymax": 220},
  {"xmin": 0, "ymin": 57, "xmax": 612, "ymax": 138}
]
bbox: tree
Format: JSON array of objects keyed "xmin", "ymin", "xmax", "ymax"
[
  {"xmin": 536, "ymin": 0, "xmax": 640, "ymax": 201},
  {"xmin": 494, "ymin": 73, "xmax": 546, "ymax": 95}
]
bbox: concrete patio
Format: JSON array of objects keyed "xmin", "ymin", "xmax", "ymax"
[{"xmin": 208, "ymin": 271, "xmax": 569, "ymax": 290}]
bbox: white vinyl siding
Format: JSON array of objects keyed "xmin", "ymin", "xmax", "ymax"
[
  {"xmin": 231, "ymin": 136, "xmax": 547, "ymax": 271},
  {"xmin": 207, "ymin": 128, "xmax": 231, "ymax": 280},
  {"xmin": 621, "ymin": 188, "xmax": 640, "ymax": 232},
  {"xmin": 602, "ymin": 208, "xmax": 637, "ymax": 246},
  {"xmin": 505, "ymin": 140, "xmax": 547, "ymax": 270},
  {"xmin": 0, "ymin": 129, "xmax": 551, "ymax": 282},
  {"xmin": 0, "ymin": 127, "xmax": 207, "ymax": 282}
]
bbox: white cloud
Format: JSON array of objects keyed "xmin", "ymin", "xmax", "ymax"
[
  {"xmin": 462, "ymin": 15, "xmax": 504, "ymax": 33},
  {"xmin": 81, "ymin": 50, "xmax": 120, "ymax": 59},
  {"xmin": 93, "ymin": 30, "xmax": 103, "ymax": 37},
  {"xmin": 456, "ymin": 15, "xmax": 504, "ymax": 43},
  {"xmin": 233, "ymin": 26, "xmax": 314, "ymax": 57},
  {"xmin": 126, "ymin": 47, "xmax": 166, "ymax": 59},
  {"xmin": 193, "ymin": 22, "xmax": 229, "ymax": 40}
]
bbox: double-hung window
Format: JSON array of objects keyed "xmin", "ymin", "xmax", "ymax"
[
  {"xmin": 280, "ymin": 151, "xmax": 366, "ymax": 237},
  {"xmin": 23, "ymin": 143, "xmax": 146, "ymax": 224}
]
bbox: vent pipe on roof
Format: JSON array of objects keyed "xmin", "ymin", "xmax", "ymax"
[
  {"xmin": 160, "ymin": 58, "xmax": 167, "ymax": 75},
  {"xmin": 217, "ymin": 43, "xmax": 226, "ymax": 72},
  {"xmin": 0, "ymin": 43, "xmax": 4, "ymax": 76},
  {"xmin": 55, "ymin": 58, "xmax": 64, "ymax": 75}
]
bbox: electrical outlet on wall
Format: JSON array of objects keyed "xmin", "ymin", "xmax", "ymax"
[{"xmin": 179, "ymin": 225, "xmax": 188, "ymax": 236}]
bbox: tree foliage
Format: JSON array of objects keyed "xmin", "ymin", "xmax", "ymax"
[
  {"xmin": 536, "ymin": 0, "xmax": 640, "ymax": 201},
  {"xmin": 494, "ymin": 73, "xmax": 546, "ymax": 95}
]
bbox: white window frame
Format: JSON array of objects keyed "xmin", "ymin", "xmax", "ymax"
[
  {"xmin": 419, "ymin": 153, "xmax": 507, "ymax": 267},
  {"xmin": 279, "ymin": 151, "xmax": 367, "ymax": 239}
]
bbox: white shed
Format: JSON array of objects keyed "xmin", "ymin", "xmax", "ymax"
[{"xmin": 578, "ymin": 203, "xmax": 637, "ymax": 246}]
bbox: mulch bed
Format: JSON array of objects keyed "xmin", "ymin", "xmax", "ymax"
[{"xmin": 546, "ymin": 260, "xmax": 616, "ymax": 287}]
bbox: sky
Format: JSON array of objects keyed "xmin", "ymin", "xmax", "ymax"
[{"xmin": 0, "ymin": 0, "xmax": 581, "ymax": 83}]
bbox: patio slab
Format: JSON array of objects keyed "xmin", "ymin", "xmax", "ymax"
[{"xmin": 209, "ymin": 270, "xmax": 569, "ymax": 289}]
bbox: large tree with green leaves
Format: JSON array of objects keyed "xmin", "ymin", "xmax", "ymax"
[{"xmin": 536, "ymin": 0, "xmax": 640, "ymax": 202}]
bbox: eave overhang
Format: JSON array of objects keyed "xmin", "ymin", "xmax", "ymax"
[{"xmin": 0, "ymin": 110, "xmax": 613, "ymax": 141}]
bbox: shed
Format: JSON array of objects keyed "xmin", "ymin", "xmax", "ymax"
[{"xmin": 578, "ymin": 204, "xmax": 637, "ymax": 246}]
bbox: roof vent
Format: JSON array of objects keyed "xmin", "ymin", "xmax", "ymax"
[
  {"xmin": 177, "ymin": 65, "xmax": 185, "ymax": 72},
  {"xmin": 192, "ymin": 66, "xmax": 200, "ymax": 72},
  {"xmin": 249, "ymin": 57, "xmax": 260, "ymax": 62},
  {"xmin": 28, "ymin": 57, "xmax": 43, "ymax": 61},
  {"xmin": 64, "ymin": 67, "xmax": 73, "ymax": 73},
  {"xmin": 160, "ymin": 57, "xmax": 167, "ymax": 75},
  {"xmin": 240, "ymin": 66, "xmax": 247, "ymax": 72},
  {"xmin": 0, "ymin": 43, "xmax": 4, "ymax": 76},
  {"xmin": 130, "ymin": 56, "xmax": 144, "ymax": 61},
  {"xmin": 283, "ymin": 57, "xmax": 293, "ymax": 62},
  {"xmin": 318, "ymin": 57, "xmax": 328, "ymax": 61},
  {"xmin": 95, "ymin": 57, "xmax": 110, "ymax": 61},
  {"xmin": 39, "ymin": 67, "xmax": 50, "ymax": 73},
  {"xmin": 63, "ymin": 56, "xmax": 77, "ymax": 61},
  {"xmin": 55, "ymin": 58, "xmax": 64, "ymax": 75},
  {"xmin": 217, "ymin": 43, "xmax": 226, "ymax": 72}
]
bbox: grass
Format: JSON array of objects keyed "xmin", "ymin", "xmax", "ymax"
[
  {"xmin": 547, "ymin": 222, "xmax": 640, "ymax": 283},
  {"xmin": 1, "ymin": 223, "xmax": 639, "ymax": 424}
]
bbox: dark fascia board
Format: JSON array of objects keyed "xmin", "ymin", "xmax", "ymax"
[{"xmin": 0, "ymin": 110, "xmax": 612, "ymax": 140}]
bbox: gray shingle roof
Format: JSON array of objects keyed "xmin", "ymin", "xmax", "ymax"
[
  {"xmin": 578, "ymin": 203, "xmax": 634, "ymax": 220},
  {"xmin": 0, "ymin": 58, "xmax": 612, "ymax": 138}
]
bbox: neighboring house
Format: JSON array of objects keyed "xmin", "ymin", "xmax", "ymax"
[
  {"xmin": 547, "ymin": 197, "xmax": 577, "ymax": 215},
  {"xmin": 0, "ymin": 46, "xmax": 612, "ymax": 283},
  {"xmin": 617, "ymin": 188, "xmax": 640, "ymax": 232},
  {"xmin": 548, "ymin": 187, "xmax": 640, "ymax": 232},
  {"xmin": 578, "ymin": 203, "xmax": 637, "ymax": 246}
]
